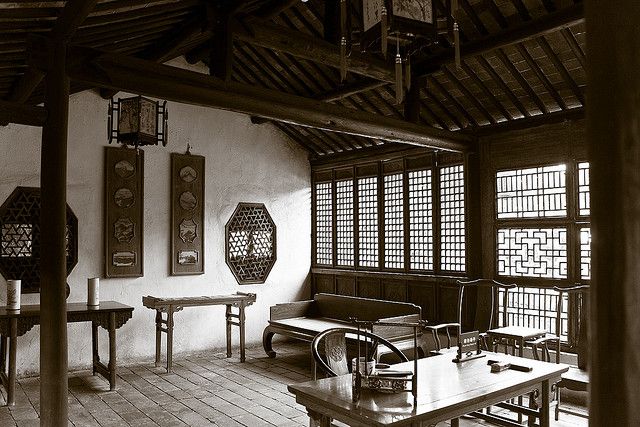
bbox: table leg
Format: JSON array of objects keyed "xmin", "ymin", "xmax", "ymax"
[
  {"xmin": 239, "ymin": 303, "xmax": 246, "ymax": 363},
  {"xmin": 108, "ymin": 312, "xmax": 117, "ymax": 391},
  {"xmin": 307, "ymin": 409, "xmax": 331, "ymax": 427},
  {"xmin": 7, "ymin": 319, "xmax": 17, "ymax": 406},
  {"xmin": 0, "ymin": 335, "xmax": 6, "ymax": 373},
  {"xmin": 225, "ymin": 304, "xmax": 232, "ymax": 358},
  {"xmin": 451, "ymin": 417, "xmax": 460, "ymax": 427},
  {"xmin": 540, "ymin": 379, "xmax": 551, "ymax": 427},
  {"xmin": 92, "ymin": 321, "xmax": 99, "ymax": 375},
  {"xmin": 166, "ymin": 307, "xmax": 174, "ymax": 373},
  {"xmin": 155, "ymin": 310, "xmax": 162, "ymax": 368}
]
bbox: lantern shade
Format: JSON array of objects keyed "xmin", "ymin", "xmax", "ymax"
[
  {"xmin": 361, "ymin": 0, "xmax": 436, "ymax": 52},
  {"xmin": 109, "ymin": 95, "xmax": 167, "ymax": 147}
]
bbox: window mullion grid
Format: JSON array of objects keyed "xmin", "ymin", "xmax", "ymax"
[
  {"xmin": 311, "ymin": 180, "xmax": 318, "ymax": 267},
  {"xmin": 353, "ymin": 173, "xmax": 360, "ymax": 270},
  {"xmin": 566, "ymin": 161, "xmax": 578, "ymax": 286},
  {"xmin": 377, "ymin": 163, "xmax": 384, "ymax": 271},
  {"xmin": 402, "ymin": 160, "xmax": 410, "ymax": 273},
  {"xmin": 433, "ymin": 162, "xmax": 442, "ymax": 275},
  {"xmin": 331, "ymin": 175, "xmax": 338, "ymax": 269}
]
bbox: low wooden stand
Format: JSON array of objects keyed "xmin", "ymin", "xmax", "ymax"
[{"xmin": 142, "ymin": 292, "xmax": 256, "ymax": 372}]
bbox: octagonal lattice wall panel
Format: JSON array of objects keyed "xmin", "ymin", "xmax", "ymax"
[
  {"xmin": 225, "ymin": 203, "xmax": 276, "ymax": 284},
  {"xmin": 0, "ymin": 187, "xmax": 78, "ymax": 293}
]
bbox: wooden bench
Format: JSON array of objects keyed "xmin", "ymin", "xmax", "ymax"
[{"xmin": 262, "ymin": 293, "xmax": 422, "ymax": 358}]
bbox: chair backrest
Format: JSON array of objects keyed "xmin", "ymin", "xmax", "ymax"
[
  {"xmin": 456, "ymin": 279, "xmax": 517, "ymax": 333},
  {"xmin": 553, "ymin": 284, "xmax": 590, "ymax": 369},
  {"xmin": 311, "ymin": 327, "xmax": 410, "ymax": 378}
]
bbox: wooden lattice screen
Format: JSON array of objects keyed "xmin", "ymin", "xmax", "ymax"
[
  {"xmin": 0, "ymin": 186, "xmax": 78, "ymax": 293},
  {"xmin": 225, "ymin": 203, "xmax": 276, "ymax": 284}
]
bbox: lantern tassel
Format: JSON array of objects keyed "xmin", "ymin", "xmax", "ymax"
[
  {"xmin": 454, "ymin": 22, "xmax": 461, "ymax": 70},
  {"xmin": 404, "ymin": 55, "xmax": 411, "ymax": 91},
  {"xmin": 395, "ymin": 54, "xmax": 403, "ymax": 104},
  {"xmin": 381, "ymin": 6, "xmax": 388, "ymax": 58},
  {"xmin": 340, "ymin": 37, "xmax": 348, "ymax": 82}
]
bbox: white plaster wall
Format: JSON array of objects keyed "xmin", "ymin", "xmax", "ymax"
[{"xmin": 0, "ymin": 63, "xmax": 311, "ymax": 376}]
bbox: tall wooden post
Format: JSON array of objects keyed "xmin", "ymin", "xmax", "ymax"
[
  {"xmin": 39, "ymin": 39, "xmax": 69, "ymax": 426},
  {"xmin": 587, "ymin": 1, "xmax": 640, "ymax": 424}
]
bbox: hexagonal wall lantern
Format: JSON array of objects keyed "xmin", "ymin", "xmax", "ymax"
[
  {"xmin": 225, "ymin": 203, "xmax": 276, "ymax": 285},
  {"xmin": 0, "ymin": 187, "xmax": 78, "ymax": 294}
]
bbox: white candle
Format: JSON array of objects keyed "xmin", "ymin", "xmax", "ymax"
[
  {"xmin": 6, "ymin": 279, "xmax": 21, "ymax": 310},
  {"xmin": 88, "ymin": 277, "xmax": 99, "ymax": 306}
]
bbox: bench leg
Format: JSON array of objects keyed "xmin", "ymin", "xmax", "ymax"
[
  {"xmin": 262, "ymin": 326, "xmax": 276, "ymax": 358},
  {"xmin": 225, "ymin": 305, "xmax": 232, "ymax": 359},
  {"xmin": 166, "ymin": 308, "xmax": 174, "ymax": 373}
]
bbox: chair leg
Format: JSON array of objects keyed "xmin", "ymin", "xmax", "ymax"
[{"xmin": 555, "ymin": 386, "xmax": 561, "ymax": 421}]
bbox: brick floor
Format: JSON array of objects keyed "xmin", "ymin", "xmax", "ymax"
[{"xmin": 0, "ymin": 342, "xmax": 588, "ymax": 426}]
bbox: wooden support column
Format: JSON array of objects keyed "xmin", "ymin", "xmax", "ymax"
[
  {"xmin": 587, "ymin": 1, "xmax": 640, "ymax": 424},
  {"xmin": 324, "ymin": 0, "xmax": 340, "ymax": 44},
  {"xmin": 209, "ymin": 10, "xmax": 233, "ymax": 81},
  {"xmin": 39, "ymin": 39, "xmax": 69, "ymax": 426},
  {"xmin": 464, "ymin": 144, "xmax": 482, "ymax": 278}
]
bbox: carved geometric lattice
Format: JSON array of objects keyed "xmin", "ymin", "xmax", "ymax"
[
  {"xmin": 357, "ymin": 176, "xmax": 378, "ymax": 268},
  {"xmin": 496, "ymin": 164, "xmax": 567, "ymax": 219},
  {"xmin": 335, "ymin": 180, "xmax": 354, "ymax": 267},
  {"xmin": 580, "ymin": 227, "xmax": 591, "ymax": 280},
  {"xmin": 440, "ymin": 164, "xmax": 465, "ymax": 272},
  {"xmin": 225, "ymin": 203, "xmax": 276, "ymax": 284},
  {"xmin": 383, "ymin": 173, "xmax": 404, "ymax": 269},
  {"xmin": 578, "ymin": 162, "xmax": 590, "ymax": 216},
  {"xmin": 408, "ymin": 169, "xmax": 433, "ymax": 270},
  {"xmin": 497, "ymin": 228, "xmax": 567, "ymax": 279},
  {"xmin": 0, "ymin": 187, "xmax": 78, "ymax": 293},
  {"xmin": 314, "ymin": 182, "xmax": 333, "ymax": 265}
]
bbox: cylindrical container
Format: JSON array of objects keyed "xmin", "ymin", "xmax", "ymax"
[
  {"xmin": 351, "ymin": 357, "xmax": 376, "ymax": 375},
  {"xmin": 88, "ymin": 277, "xmax": 99, "ymax": 306},
  {"xmin": 6, "ymin": 279, "xmax": 21, "ymax": 310}
]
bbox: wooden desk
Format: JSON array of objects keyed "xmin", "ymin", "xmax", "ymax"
[
  {"xmin": 0, "ymin": 301, "xmax": 133, "ymax": 406},
  {"xmin": 288, "ymin": 352, "xmax": 568, "ymax": 427},
  {"xmin": 142, "ymin": 292, "xmax": 256, "ymax": 372}
]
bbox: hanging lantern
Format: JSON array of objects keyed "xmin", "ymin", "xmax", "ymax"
[
  {"xmin": 108, "ymin": 95, "xmax": 168, "ymax": 148},
  {"xmin": 361, "ymin": 0, "xmax": 436, "ymax": 56}
]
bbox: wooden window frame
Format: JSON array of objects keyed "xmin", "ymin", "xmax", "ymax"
[{"xmin": 311, "ymin": 150, "xmax": 466, "ymax": 277}]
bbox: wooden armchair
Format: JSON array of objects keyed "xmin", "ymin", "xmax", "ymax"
[
  {"xmin": 425, "ymin": 279, "xmax": 517, "ymax": 353},
  {"xmin": 311, "ymin": 327, "xmax": 409, "ymax": 379},
  {"xmin": 530, "ymin": 284, "xmax": 589, "ymax": 420}
]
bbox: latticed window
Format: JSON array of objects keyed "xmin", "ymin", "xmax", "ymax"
[
  {"xmin": 440, "ymin": 165, "xmax": 465, "ymax": 272},
  {"xmin": 335, "ymin": 180, "xmax": 354, "ymax": 267},
  {"xmin": 358, "ymin": 176, "xmax": 379, "ymax": 268},
  {"xmin": 495, "ymin": 161, "xmax": 590, "ymax": 343},
  {"xmin": 408, "ymin": 169, "xmax": 433, "ymax": 270},
  {"xmin": 314, "ymin": 182, "xmax": 332, "ymax": 265},
  {"xmin": 311, "ymin": 154, "xmax": 464, "ymax": 275},
  {"xmin": 383, "ymin": 173, "xmax": 404, "ymax": 269}
]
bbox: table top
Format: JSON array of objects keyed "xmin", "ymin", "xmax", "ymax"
[
  {"xmin": 142, "ymin": 292, "xmax": 256, "ymax": 309},
  {"xmin": 288, "ymin": 352, "xmax": 568, "ymax": 427},
  {"xmin": 0, "ymin": 301, "xmax": 134, "ymax": 318},
  {"xmin": 486, "ymin": 326, "xmax": 548, "ymax": 340}
]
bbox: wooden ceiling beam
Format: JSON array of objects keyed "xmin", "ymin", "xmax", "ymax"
[
  {"xmin": 50, "ymin": 43, "xmax": 471, "ymax": 152},
  {"xmin": 4, "ymin": 0, "xmax": 97, "ymax": 104},
  {"xmin": 0, "ymin": 99, "xmax": 47, "ymax": 126},
  {"xmin": 234, "ymin": 20, "xmax": 395, "ymax": 83},
  {"xmin": 470, "ymin": 107, "xmax": 583, "ymax": 137},
  {"xmin": 252, "ymin": 0, "xmax": 300, "ymax": 20}
]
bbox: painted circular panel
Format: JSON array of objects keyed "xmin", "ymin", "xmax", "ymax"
[
  {"xmin": 114, "ymin": 188, "xmax": 134, "ymax": 208},
  {"xmin": 179, "ymin": 191, "xmax": 197, "ymax": 211},
  {"xmin": 180, "ymin": 166, "xmax": 197, "ymax": 183},
  {"xmin": 114, "ymin": 160, "xmax": 135, "ymax": 178}
]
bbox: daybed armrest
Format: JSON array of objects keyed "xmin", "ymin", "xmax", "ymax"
[{"xmin": 270, "ymin": 300, "xmax": 315, "ymax": 321}]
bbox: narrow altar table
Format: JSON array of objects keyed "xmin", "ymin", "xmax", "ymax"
[
  {"xmin": 142, "ymin": 292, "xmax": 256, "ymax": 372},
  {"xmin": 0, "ymin": 301, "xmax": 134, "ymax": 406}
]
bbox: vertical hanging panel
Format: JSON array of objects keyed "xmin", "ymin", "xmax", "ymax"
[
  {"xmin": 171, "ymin": 153, "xmax": 205, "ymax": 275},
  {"xmin": 104, "ymin": 146, "xmax": 144, "ymax": 277}
]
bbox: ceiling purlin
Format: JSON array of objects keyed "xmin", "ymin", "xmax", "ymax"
[
  {"xmin": 475, "ymin": 55, "xmax": 529, "ymax": 118},
  {"xmin": 515, "ymin": 43, "xmax": 567, "ymax": 111},
  {"xmin": 459, "ymin": 59, "xmax": 513, "ymax": 121},
  {"xmin": 536, "ymin": 35, "xmax": 584, "ymax": 106}
]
